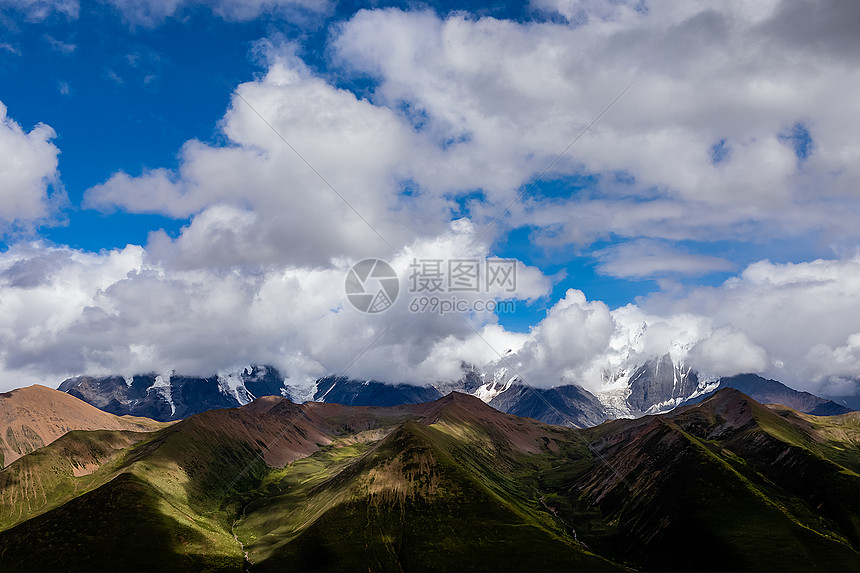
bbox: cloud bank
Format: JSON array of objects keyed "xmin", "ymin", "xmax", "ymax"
[{"xmin": 1, "ymin": 1, "xmax": 859, "ymax": 402}]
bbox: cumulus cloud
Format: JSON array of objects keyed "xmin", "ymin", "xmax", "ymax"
[
  {"xmin": 805, "ymin": 334, "xmax": 860, "ymax": 396},
  {"xmin": 333, "ymin": 3, "xmax": 860, "ymax": 250},
  {"xmin": 85, "ymin": 48, "xmax": 460, "ymax": 267},
  {"xmin": 512, "ymin": 289, "xmax": 615, "ymax": 387},
  {"xmin": 687, "ymin": 326, "xmax": 769, "ymax": 376},
  {"xmin": 0, "ymin": 101, "xmax": 63, "ymax": 225}
]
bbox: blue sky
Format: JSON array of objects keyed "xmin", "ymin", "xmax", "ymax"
[
  {"xmin": 0, "ymin": 2, "xmax": 795, "ymax": 311},
  {"xmin": 1, "ymin": 0, "xmax": 859, "ymax": 399}
]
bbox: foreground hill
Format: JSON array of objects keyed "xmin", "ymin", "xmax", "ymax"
[
  {"xmin": 1, "ymin": 389, "xmax": 857, "ymax": 571},
  {"xmin": 565, "ymin": 390, "xmax": 859, "ymax": 570},
  {"xmin": 0, "ymin": 384, "xmax": 165, "ymax": 468}
]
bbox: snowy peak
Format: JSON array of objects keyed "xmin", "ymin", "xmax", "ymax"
[
  {"xmin": 216, "ymin": 365, "xmax": 285, "ymax": 406},
  {"xmin": 440, "ymin": 365, "xmax": 519, "ymax": 404},
  {"xmin": 593, "ymin": 354, "xmax": 849, "ymax": 418},
  {"xmin": 596, "ymin": 353, "xmax": 719, "ymax": 417},
  {"xmin": 627, "ymin": 353, "xmax": 717, "ymax": 414}
]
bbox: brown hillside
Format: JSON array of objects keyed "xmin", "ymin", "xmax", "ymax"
[{"xmin": 0, "ymin": 384, "xmax": 166, "ymax": 467}]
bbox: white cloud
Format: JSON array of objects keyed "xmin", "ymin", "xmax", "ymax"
[
  {"xmin": 85, "ymin": 49, "xmax": 458, "ymax": 267},
  {"xmin": 0, "ymin": 42, "xmax": 21, "ymax": 55},
  {"xmin": 332, "ymin": 4, "xmax": 860, "ymax": 249},
  {"xmin": 0, "ymin": 221, "xmax": 554, "ymax": 392},
  {"xmin": 505, "ymin": 289, "xmax": 615, "ymax": 388},
  {"xmin": 688, "ymin": 326, "xmax": 769, "ymax": 376},
  {"xmin": 595, "ymin": 240, "xmax": 735, "ymax": 279},
  {"xmin": 805, "ymin": 334, "xmax": 860, "ymax": 396},
  {"xmin": 44, "ymin": 35, "xmax": 76, "ymax": 53},
  {"xmin": 0, "ymin": 101, "xmax": 63, "ymax": 225}
]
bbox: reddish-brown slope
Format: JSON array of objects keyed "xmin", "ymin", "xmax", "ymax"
[{"xmin": 0, "ymin": 384, "xmax": 165, "ymax": 467}]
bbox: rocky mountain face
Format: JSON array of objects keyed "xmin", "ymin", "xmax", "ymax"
[
  {"xmin": 484, "ymin": 382, "xmax": 608, "ymax": 427},
  {"xmin": 2, "ymin": 386, "xmax": 857, "ymax": 572},
  {"xmin": 313, "ymin": 376, "xmax": 443, "ymax": 407},
  {"xmin": 58, "ymin": 365, "xmax": 285, "ymax": 421},
  {"xmin": 626, "ymin": 353, "xmax": 706, "ymax": 412}
]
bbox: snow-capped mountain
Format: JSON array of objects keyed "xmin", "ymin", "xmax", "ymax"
[
  {"xmin": 594, "ymin": 353, "xmax": 720, "ymax": 418},
  {"xmin": 58, "ymin": 357, "xmax": 851, "ymax": 424},
  {"xmin": 59, "ymin": 365, "xmax": 286, "ymax": 421},
  {"xmin": 432, "ymin": 365, "xmax": 608, "ymax": 427}
]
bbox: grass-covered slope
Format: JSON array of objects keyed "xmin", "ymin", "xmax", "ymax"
[
  {"xmin": 540, "ymin": 389, "xmax": 860, "ymax": 571},
  {"xmin": 0, "ymin": 428, "xmax": 155, "ymax": 531},
  {"xmin": 237, "ymin": 418, "xmax": 620, "ymax": 572},
  {"xmin": 0, "ymin": 472, "xmax": 242, "ymax": 572},
  {"xmin": 0, "ymin": 389, "xmax": 857, "ymax": 572},
  {"xmin": 0, "ymin": 397, "xmax": 431, "ymax": 572}
]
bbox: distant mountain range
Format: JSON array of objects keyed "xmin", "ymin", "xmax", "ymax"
[
  {"xmin": 58, "ymin": 365, "xmax": 285, "ymax": 421},
  {"xmin": 1, "ymin": 385, "xmax": 857, "ymax": 571},
  {"xmin": 58, "ymin": 355, "xmax": 852, "ymax": 427}
]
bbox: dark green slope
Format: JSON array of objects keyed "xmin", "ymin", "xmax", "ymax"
[
  {"xmin": 0, "ymin": 472, "xmax": 241, "ymax": 572},
  {"xmin": 239, "ymin": 420, "xmax": 621, "ymax": 572},
  {"xmin": 669, "ymin": 390, "xmax": 860, "ymax": 549},
  {"xmin": 0, "ymin": 428, "xmax": 158, "ymax": 531},
  {"xmin": 543, "ymin": 390, "xmax": 859, "ymax": 571}
]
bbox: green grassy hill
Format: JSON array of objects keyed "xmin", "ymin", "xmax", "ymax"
[
  {"xmin": 1, "ymin": 389, "xmax": 857, "ymax": 572},
  {"xmin": 236, "ymin": 419, "xmax": 619, "ymax": 571}
]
